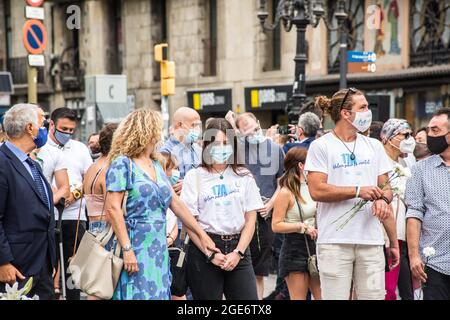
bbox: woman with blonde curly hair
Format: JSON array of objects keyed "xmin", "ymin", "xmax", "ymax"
[{"xmin": 105, "ymin": 108, "xmax": 218, "ymax": 300}]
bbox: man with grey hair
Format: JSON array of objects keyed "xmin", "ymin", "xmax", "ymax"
[
  {"xmin": 0, "ymin": 104, "xmax": 56, "ymax": 300},
  {"xmin": 283, "ymin": 112, "xmax": 322, "ymax": 154}
]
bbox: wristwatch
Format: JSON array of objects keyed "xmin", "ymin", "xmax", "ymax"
[
  {"xmin": 206, "ymin": 251, "xmax": 216, "ymax": 263},
  {"xmin": 123, "ymin": 244, "xmax": 132, "ymax": 252},
  {"xmin": 71, "ymin": 188, "xmax": 82, "ymax": 200},
  {"xmin": 233, "ymin": 249, "xmax": 245, "ymax": 259}
]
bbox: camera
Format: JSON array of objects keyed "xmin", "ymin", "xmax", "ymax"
[{"xmin": 277, "ymin": 125, "xmax": 291, "ymax": 135}]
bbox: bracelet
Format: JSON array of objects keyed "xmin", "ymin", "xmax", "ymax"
[
  {"xmin": 380, "ymin": 196, "xmax": 391, "ymax": 205},
  {"xmin": 298, "ymin": 223, "xmax": 306, "ymax": 234},
  {"xmin": 355, "ymin": 186, "xmax": 361, "ymax": 198}
]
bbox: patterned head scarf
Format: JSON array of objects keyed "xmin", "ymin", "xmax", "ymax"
[{"xmin": 380, "ymin": 119, "xmax": 412, "ymax": 144}]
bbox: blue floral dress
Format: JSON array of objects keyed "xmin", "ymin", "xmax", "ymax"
[{"xmin": 106, "ymin": 156, "xmax": 173, "ymax": 300}]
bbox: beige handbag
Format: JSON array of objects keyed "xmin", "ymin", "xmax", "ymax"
[
  {"xmin": 68, "ymin": 225, "xmax": 123, "ymax": 299},
  {"xmin": 68, "ymin": 159, "xmax": 132, "ymax": 299}
]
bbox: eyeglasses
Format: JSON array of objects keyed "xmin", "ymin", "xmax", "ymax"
[{"xmin": 339, "ymin": 87, "xmax": 357, "ymax": 111}]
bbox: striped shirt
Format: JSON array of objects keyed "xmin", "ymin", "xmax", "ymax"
[{"xmin": 405, "ymin": 155, "xmax": 450, "ymax": 275}]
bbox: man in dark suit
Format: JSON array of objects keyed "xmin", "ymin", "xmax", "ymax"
[
  {"xmin": 283, "ymin": 112, "xmax": 322, "ymax": 154},
  {"xmin": 0, "ymin": 104, "xmax": 56, "ymax": 300}
]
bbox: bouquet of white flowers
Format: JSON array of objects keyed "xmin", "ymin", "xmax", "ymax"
[
  {"xmin": 0, "ymin": 277, "xmax": 39, "ymax": 300},
  {"xmin": 331, "ymin": 166, "xmax": 408, "ymax": 231}
]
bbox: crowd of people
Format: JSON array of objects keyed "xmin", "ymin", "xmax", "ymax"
[{"xmin": 0, "ymin": 87, "xmax": 449, "ymax": 300}]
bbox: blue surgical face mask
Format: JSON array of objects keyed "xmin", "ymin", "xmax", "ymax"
[
  {"xmin": 210, "ymin": 144, "xmax": 233, "ymax": 164},
  {"xmin": 33, "ymin": 126, "xmax": 48, "ymax": 148},
  {"xmin": 54, "ymin": 128, "xmax": 72, "ymax": 146},
  {"xmin": 185, "ymin": 129, "xmax": 200, "ymax": 144},
  {"xmin": 169, "ymin": 169, "xmax": 181, "ymax": 185}
]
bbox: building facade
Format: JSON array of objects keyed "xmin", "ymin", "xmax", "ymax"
[{"xmin": 1, "ymin": 0, "xmax": 449, "ymax": 135}]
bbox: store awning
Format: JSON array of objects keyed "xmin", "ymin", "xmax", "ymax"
[
  {"xmin": 244, "ymin": 85, "xmax": 292, "ymax": 112},
  {"xmin": 186, "ymin": 89, "xmax": 232, "ymax": 114}
]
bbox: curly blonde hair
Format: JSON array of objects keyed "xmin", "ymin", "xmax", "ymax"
[{"xmin": 108, "ymin": 108, "xmax": 164, "ymax": 164}]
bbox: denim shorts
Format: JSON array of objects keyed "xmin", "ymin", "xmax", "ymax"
[
  {"xmin": 278, "ymin": 232, "xmax": 316, "ymax": 279},
  {"xmin": 89, "ymin": 221, "xmax": 107, "ymax": 235}
]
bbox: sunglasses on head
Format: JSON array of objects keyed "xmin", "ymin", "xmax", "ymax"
[{"xmin": 340, "ymin": 87, "xmax": 357, "ymax": 111}]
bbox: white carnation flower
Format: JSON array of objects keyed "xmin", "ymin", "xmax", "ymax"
[{"xmin": 423, "ymin": 247, "xmax": 436, "ymax": 258}]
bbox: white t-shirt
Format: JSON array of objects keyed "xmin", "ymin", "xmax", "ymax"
[
  {"xmin": 180, "ymin": 167, "xmax": 264, "ymax": 235},
  {"xmin": 166, "ymin": 209, "xmax": 177, "ymax": 235},
  {"xmin": 36, "ymin": 143, "xmax": 68, "ymax": 183},
  {"xmin": 48, "ymin": 137, "xmax": 93, "ymax": 221},
  {"xmin": 304, "ymin": 133, "xmax": 393, "ymax": 245}
]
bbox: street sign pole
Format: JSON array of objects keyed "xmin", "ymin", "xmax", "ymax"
[
  {"xmin": 339, "ymin": 30, "xmax": 348, "ymax": 89},
  {"xmin": 23, "ymin": 1, "xmax": 46, "ymax": 105},
  {"xmin": 27, "ymin": 66, "xmax": 37, "ymax": 103},
  {"xmin": 161, "ymin": 96, "xmax": 169, "ymax": 139}
]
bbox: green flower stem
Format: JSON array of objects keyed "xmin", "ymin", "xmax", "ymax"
[{"xmin": 332, "ymin": 172, "xmax": 403, "ymax": 231}]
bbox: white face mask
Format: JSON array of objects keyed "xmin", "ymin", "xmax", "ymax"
[
  {"xmin": 392, "ymin": 136, "xmax": 416, "ymax": 154},
  {"xmin": 349, "ymin": 110, "xmax": 372, "ymax": 133}
]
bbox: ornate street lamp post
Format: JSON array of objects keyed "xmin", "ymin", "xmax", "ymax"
[{"xmin": 257, "ymin": 0, "xmax": 348, "ymax": 123}]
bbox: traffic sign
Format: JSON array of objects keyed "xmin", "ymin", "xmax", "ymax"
[
  {"xmin": 348, "ymin": 62, "xmax": 377, "ymax": 73},
  {"xmin": 348, "ymin": 51, "xmax": 377, "ymax": 63},
  {"xmin": 22, "ymin": 19, "xmax": 47, "ymax": 54},
  {"xmin": 0, "ymin": 94, "xmax": 10, "ymax": 106},
  {"xmin": 25, "ymin": 6, "xmax": 45, "ymax": 20},
  {"xmin": 26, "ymin": 0, "xmax": 44, "ymax": 7}
]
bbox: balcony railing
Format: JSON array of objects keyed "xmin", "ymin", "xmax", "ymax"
[{"xmin": 7, "ymin": 57, "xmax": 44, "ymax": 85}]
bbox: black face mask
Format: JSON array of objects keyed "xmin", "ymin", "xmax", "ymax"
[
  {"xmin": 413, "ymin": 142, "xmax": 432, "ymax": 160},
  {"xmin": 427, "ymin": 132, "xmax": 449, "ymax": 155}
]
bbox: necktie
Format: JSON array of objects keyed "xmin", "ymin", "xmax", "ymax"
[{"xmin": 26, "ymin": 157, "xmax": 49, "ymax": 209}]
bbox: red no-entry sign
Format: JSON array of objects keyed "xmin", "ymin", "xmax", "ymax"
[
  {"xmin": 22, "ymin": 19, "xmax": 47, "ymax": 55},
  {"xmin": 26, "ymin": 0, "xmax": 44, "ymax": 7}
]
